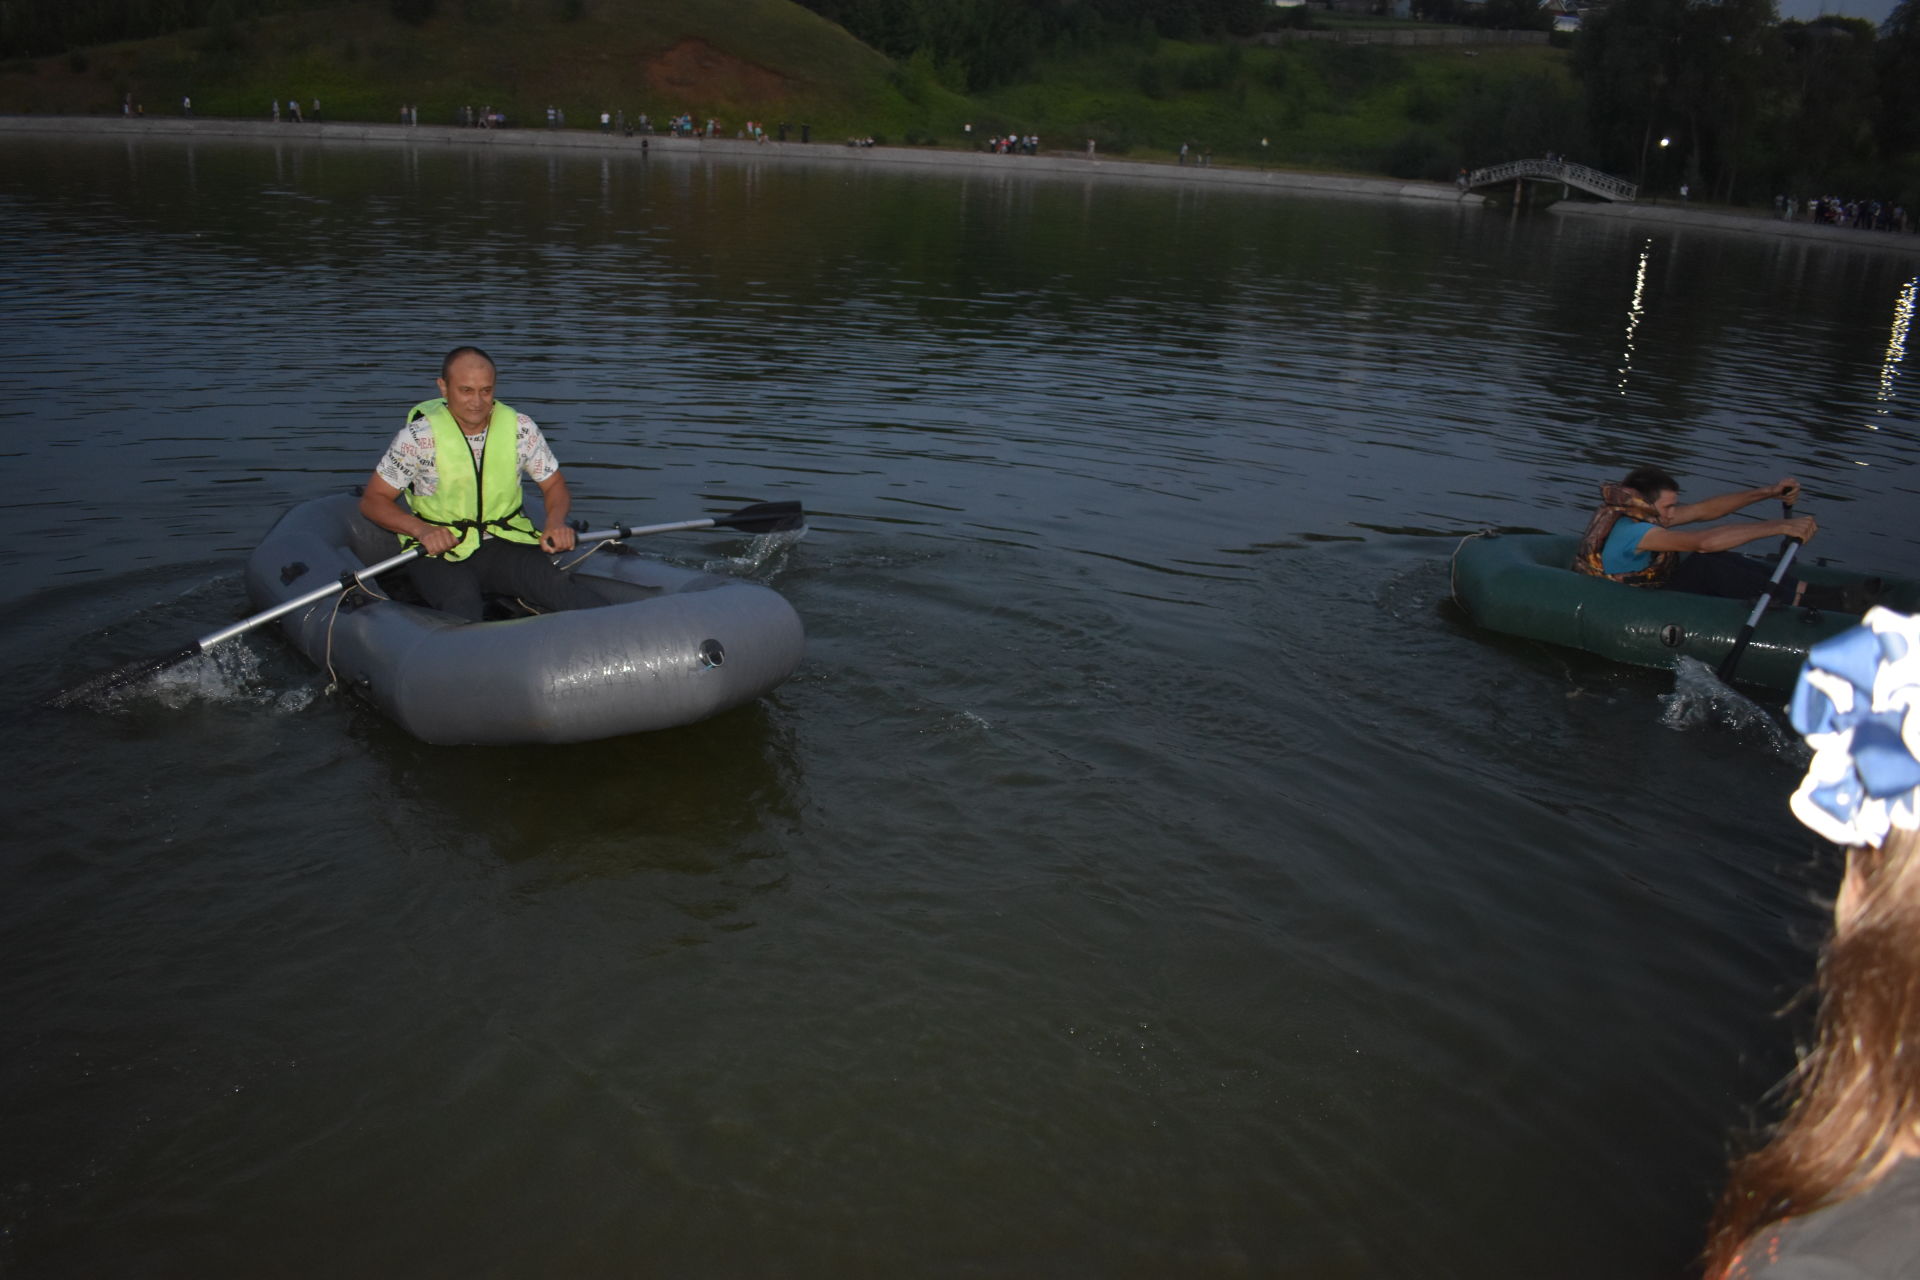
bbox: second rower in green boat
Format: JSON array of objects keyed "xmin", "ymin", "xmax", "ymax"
[{"xmin": 1573, "ymin": 466, "xmax": 1865, "ymax": 611}]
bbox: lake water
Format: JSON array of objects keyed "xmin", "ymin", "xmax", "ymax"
[{"xmin": 2, "ymin": 130, "xmax": 1917, "ymax": 1277}]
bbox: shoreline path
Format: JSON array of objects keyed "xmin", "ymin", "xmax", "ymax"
[{"xmin": 4, "ymin": 114, "xmax": 1915, "ymax": 257}]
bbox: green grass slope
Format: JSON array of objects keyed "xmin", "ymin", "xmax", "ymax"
[
  {"xmin": 0, "ymin": 0, "xmax": 965, "ymax": 138},
  {"xmin": 0, "ymin": 3, "xmax": 1586, "ymax": 180}
]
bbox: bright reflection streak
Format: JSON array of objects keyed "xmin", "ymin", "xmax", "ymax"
[
  {"xmin": 1875, "ymin": 276, "xmax": 1915, "ymax": 420},
  {"xmin": 1616, "ymin": 239, "xmax": 1652, "ymax": 393}
]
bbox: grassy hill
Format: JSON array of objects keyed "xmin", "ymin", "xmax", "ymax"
[
  {"xmin": 0, "ymin": 1, "xmax": 1583, "ymax": 179},
  {"xmin": 0, "ymin": 0, "xmax": 944, "ymax": 136}
]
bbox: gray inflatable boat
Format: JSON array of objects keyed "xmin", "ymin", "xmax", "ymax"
[{"xmin": 243, "ymin": 494, "xmax": 805, "ymax": 745}]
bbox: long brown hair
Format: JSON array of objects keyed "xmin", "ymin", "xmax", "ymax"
[{"xmin": 1703, "ymin": 827, "xmax": 1920, "ymax": 1277}]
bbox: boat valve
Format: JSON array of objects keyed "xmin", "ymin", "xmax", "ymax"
[{"xmin": 697, "ymin": 639, "xmax": 725, "ymax": 669}]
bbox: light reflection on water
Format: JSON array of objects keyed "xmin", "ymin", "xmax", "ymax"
[
  {"xmin": 2, "ymin": 132, "xmax": 1917, "ymax": 1278},
  {"xmin": 1877, "ymin": 275, "xmax": 1916, "ymax": 422}
]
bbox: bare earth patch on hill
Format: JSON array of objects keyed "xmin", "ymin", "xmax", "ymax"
[{"xmin": 645, "ymin": 39, "xmax": 791, "ymax": 106}]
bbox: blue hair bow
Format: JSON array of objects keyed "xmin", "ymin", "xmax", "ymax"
[{"xmin": 1789, "ymin": 609, "xmax": 1920, "ymax": 847}]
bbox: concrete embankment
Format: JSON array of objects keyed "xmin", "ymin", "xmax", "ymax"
[
  {"xmin": 1550, "ymin": 195, "xmax": 1920, "ymax": 258},
  {"xmin": 0, "ymin": 113, "xmax": 1482, "ymax": 207}
]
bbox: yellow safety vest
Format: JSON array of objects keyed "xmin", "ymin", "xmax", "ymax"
[{"xmin": 402, "ymin": 398, "xmax": 540, "ymax": 562}]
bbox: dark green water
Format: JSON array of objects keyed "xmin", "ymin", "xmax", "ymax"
[{"xmin": 3, "ymin": 131, "xmax": 1918, "ymax": 1277}]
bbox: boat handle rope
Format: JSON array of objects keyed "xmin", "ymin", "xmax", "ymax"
[
  {"xmin": 554, "ymin": 538, "xmax": 612, "ymax": 573},
  {"xmin": 321, "ymin": 573, "xmax": 393, "ymax": 692}
]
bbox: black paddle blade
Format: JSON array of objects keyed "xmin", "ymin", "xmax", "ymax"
[
  {"xmin": 43, "ymin": 643, "xmax": 204, "ymax": 710},
  {"xmin": 717, "ymin": 501, "xmax": 805, "ymax": 533}
]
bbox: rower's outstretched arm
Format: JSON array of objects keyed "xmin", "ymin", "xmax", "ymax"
[
  {"xmin": 1669, "ymin": 477, "xmax": 1798, "ymax": 525},
  {"xmin": 1641, "ymin": 513, "xmax": 1816, "ymax": 554}
]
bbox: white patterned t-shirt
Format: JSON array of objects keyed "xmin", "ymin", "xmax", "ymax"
[{"xmin": 374, "ymin": 411, "xmax": 560, "ymax": 497}]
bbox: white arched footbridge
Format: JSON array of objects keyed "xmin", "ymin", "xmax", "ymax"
[{"xmin": 1466, "ymin": 158, "xmax": 1638, "ymax": 202}]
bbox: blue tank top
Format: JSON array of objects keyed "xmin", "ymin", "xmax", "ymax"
[{"xmin": 1601, "ymin": 518, "xmax": 1660, "ymax": 576}]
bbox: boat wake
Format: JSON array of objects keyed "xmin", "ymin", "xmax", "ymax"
[{"xmin": 1657, "ymin": 657, "xmax": 1804, "ymax": 760}]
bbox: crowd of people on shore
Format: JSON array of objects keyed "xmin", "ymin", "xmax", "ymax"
[
  {"xmin": 1775, "ymin": 193, "xmax": 1912, "ymax": 233},
  {"xmin": 264, "ymin": 98, "xmax": 319, "ymax": 123},
  {"xmin": 983, "ymin": 133, "xmax": 1039, "ymax": 155},
  {"xmin": 454, "ymin": 105, "xmax": 506, "ymax": 128}
]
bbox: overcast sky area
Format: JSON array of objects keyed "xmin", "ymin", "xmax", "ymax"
[{"xmin": 1773, "ymin": 0, "xmax": 1895, "ymax": 24}]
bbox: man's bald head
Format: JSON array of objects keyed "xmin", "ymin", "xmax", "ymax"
[
  {"xmin": 440, "ymin": 345, "xmax": 495, "ymax": 381},
  {"xmin": 437, "ymin": 347, "xmax": 499, "ymax": 434}
]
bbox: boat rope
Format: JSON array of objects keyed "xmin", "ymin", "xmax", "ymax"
[
  {"xmin": 320, "ymin": 575, "xmax": 393, "ymax": 692},
  {"xmin": 556, "ymin": 539, "xmax": 612, "ymax": 572}
]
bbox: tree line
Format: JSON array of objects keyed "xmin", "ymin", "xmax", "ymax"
[
  {"xmin": 1573, "ymin": 0, "xmax": 1920, "ymax": 205},
  {"xmin": 2, "ymin": 0, "xmax": 309, "ymax": 61}
]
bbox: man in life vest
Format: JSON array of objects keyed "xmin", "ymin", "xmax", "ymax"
[
  {"xmin": 358, "ymin": 346, "xmax": 605, "ymax": 622},
  {"xmin": 1573, "ymin": 465, "xmax": 1845, "ymax": 606}
]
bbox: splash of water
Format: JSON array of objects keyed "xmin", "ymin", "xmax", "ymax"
[
  {"xmin": 1657, "ymin": 656, "xmax": 1804, "ymax": 760},
  {"xmin": 925, "ymin": 709, "xmax": 992, "ymax": 735},
  {"xmin": 706, "ymin": 525, "xmax": 807, "ymax": 580},
  {"xmin": 102, "ymin": 640, "xmax": 316, "ymax": 714}
]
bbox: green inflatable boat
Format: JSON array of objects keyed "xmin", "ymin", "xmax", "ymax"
[{"xmin": 1450, "ymin": 533, "xmax": 1918, "ymax": 690}]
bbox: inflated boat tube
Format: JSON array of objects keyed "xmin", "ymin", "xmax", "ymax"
[
  {"xmin": 244, "ymin": 494, "xmax": 804, "ymax": 744},
  {"xmin": 1450, "ymin": 532, "xmax": 1915, "ymax": 691}
]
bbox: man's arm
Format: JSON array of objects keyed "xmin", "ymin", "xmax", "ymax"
[
  {"xmin": 1668, "ymin": 477, "xmax": 1800, "ymax": 526},
  {"xmin": 1639, "ymin": 513, "xmax": 1816, "ymax": 554},
  {"xmin": 536, "ymin": 471, "xmax": 577, "ymax": 553},
  {"xmin": 360, "ymin": 474, "xmax": 457, "ymax": 556}
]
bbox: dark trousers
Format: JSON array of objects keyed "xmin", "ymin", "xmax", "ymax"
[
  {"xmin": 406, "ymin": 538, "xmax": 604, "ymax": 622},
  {"xmin": 1665, "ymin": 551, "xmax": 1798, "ymax": 601}
]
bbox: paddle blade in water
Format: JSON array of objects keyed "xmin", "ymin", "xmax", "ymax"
[
  {"xmin": 43, "ymin": 643, "xmax": 204, "ymax": 709},
  {"xmin": 718, "ymin": 502, "xmax": 805, "ymax": 533}
]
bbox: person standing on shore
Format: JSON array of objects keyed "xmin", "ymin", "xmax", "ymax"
[{"xmin": 182, "ymin": 95, "xmax": 191, "ymax": 117}]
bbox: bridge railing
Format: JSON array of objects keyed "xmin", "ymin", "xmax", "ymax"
[{"xmin": 1466, "ymin": 158, "xmax": 1637, "ymax": 202}]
